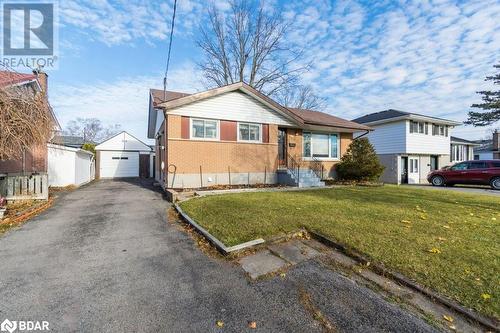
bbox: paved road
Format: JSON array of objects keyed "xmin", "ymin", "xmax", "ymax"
[
  {"xmin": 402, "ymin": 184, "xmax": 499, "ymax": 196},
  {"xmin": 0, "ymin": 180, "xmax": 438, "ymax": 332}
]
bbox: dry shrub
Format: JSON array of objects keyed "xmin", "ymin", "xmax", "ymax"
[{"xmin": 0, "ymin": 76, "xmax": 53, "ymax": 160}]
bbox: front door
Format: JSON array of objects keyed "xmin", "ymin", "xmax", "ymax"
[
  {"xmin": 278, "ymin": 128, "xmax": 287, "ymax": 168},
  {"xmin": 400, "ymin": 156, "xmax": 408, "ymax": 184},
  {"xmin": 408, "ymin": 156, "xmax": 420, "ymax": 184},
  {"xmin": 430, "ymin": 155, "xmax": 439, "ymax": 171}
]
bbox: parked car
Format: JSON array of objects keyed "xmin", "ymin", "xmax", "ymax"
[{"xmin": 427, "ymin": 160, "xmax": 500, "ymax": 189}]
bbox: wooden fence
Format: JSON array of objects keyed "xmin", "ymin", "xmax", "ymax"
[{"xmin": 0, "ymin": 173, "xmax": 49, "ymax": 200}]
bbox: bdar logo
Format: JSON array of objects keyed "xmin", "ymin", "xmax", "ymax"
[{"xmin": 0, "ymin": 319, "xmax": 17, "ymax": 333}]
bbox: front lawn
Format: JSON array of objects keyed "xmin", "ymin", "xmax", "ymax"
[{"xmin": 180, "ymin": 186, "xmax": 500, "ymax": 319}]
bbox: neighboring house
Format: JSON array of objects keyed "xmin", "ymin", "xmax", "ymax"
[
  {"xmin": 95, "ymin": 131, "xmax": 154, "ymax": 179},
  {"xmin": 0, "ymin": 70, "xmax": 60, "ymax": 175},
  {"xmin": 147, "ymin": 82, "xmax": 371, "ymax": 189},
  {"xmin": 450, "ymin": 136, "xmax": 479, "ymax": 163},
  {"xmin": 47, "ymin": 143, "xmax": 95, "ymax": 187},
  {"xmin": 353, "ymin": 109, "xmax": 461, "ymax": 184},
  {"xmin": 51, "ymin": 135, "xmax": 90, "ymax": 149},
  {"xmin": 473, "ymin": 130, "xmax": 500, "ymax": 160}
]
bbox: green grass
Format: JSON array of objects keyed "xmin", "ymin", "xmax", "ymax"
[{"xmin": 180, "ymin": 186, "xmax": 500, "ymax": 319}]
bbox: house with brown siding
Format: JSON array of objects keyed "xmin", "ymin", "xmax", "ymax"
[{"xmin": 147, "ymin": 82, "xmax": 371, "ymax": 189}]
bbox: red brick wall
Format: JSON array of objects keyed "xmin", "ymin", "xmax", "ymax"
[{"xmin": 0, "ymin": 145, "xmax": 47, "ymax": 174}]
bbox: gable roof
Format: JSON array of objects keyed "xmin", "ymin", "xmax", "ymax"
[
  {"xmin": 95, "ymin": 131, "xmax": 152, "ymax": 152},
  {"xmin": 0, "ymin": 71, "xmax": 38, "ymax": 88},
  {"xmin": 353, "ymin": 109, "xmax": 461, "ymax": 126},
  {"xmin": 151, "ymin": 82, "xmax": 371, "ymax": 132},
  {"xmin": 150, "ymin": 89, "xmax": 191, "ymax": 107}
]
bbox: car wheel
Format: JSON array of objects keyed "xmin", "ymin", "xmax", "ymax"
[
  {"xmin": 431, "ymin": 175, "xmax": 445, "ymax": 186},
  {"xmin": 491, "ymin": 177, "xmax": 500, "ymax": 190}
]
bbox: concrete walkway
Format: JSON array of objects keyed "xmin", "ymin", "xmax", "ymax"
[{"xmin": 0, "ymin": 179, "xmax": 438, "ymax": 332}]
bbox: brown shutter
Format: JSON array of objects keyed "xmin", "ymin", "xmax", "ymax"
[
  {"xmin": 220, "ymin": 120, "xmax": 237, "ymax": 141},
  {"xmin": 262, "ymin": 124, "xmax": 269, "ymax": 143},
  {"xmin": 181, "ymin": 116, "xmax": 190, "ymax": 139}
]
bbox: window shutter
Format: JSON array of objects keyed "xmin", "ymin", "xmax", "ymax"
[
  {"xmin": 425, "ymin": 123, "xmax": 428, "ymax": 134},
  {"xmin": 181, "ymin": 116, "xmax": 190, "ymax": 139},
  {"xmin": 262, "ymin": 124, "xmax": 269, "ymax": 143},
  {"xmin": 220, "ymin": 120, "xmax": 237, "ymax": 141},
  {"xmin": 445, "ymin": 126, "xmax": 448, "ymax": 137},
  {"xmin": 409, "ymin": 121, "xmax": 413, "ymax": 133}
]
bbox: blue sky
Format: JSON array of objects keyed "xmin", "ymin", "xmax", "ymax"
[{"xmin": 45, "ymin": 0, "xmax": 500, "ymax": 143}]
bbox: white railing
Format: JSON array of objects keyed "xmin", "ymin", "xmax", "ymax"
[{"xmin": 0, "ymin": 173, "xmax": 49, "ymax": 200}]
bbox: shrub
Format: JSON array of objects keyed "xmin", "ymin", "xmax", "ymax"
[
  {"xmin": 336, "ymin": 137, "xmax": 384, "ymax": 181},
  {"xmin": 81, "ymin": 143, "xmax": 96, "ymax": 154}
]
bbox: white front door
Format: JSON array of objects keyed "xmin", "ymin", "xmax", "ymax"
[
  {"xmin": 100, "ymin": 151, "xmax": 139, "ymax": 178},
  {"xmin": 408, "ymin": 156, "xmax": 420, "ymax": 184}
]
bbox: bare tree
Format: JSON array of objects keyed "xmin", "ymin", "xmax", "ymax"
[
  {"xmin": 275, "ymin": 85, "xmax": 327, "ymax": 111},
  {"xmin": 0, "ymin": 72, "xmax": 54, "ymax": 161},
  {"xmin": 197, "ymin": 0, "xmax": 322, "ymax": 108},
  {"xmin": 65, "ymin": 118, "xmax": 121, "ymax": 143}
]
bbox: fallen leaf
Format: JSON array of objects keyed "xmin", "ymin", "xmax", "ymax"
[
  {"xmin": 448, "ymin": 324, "xmax": 456, "ymax": 330},
  {"xmin": 442, "ymin": 225, "xmax": 451, "ymax": 229},
  {"xmin": 216, "ymin": 320, "xmax": 224, "ymax": 328},
  {"xmin": 420, "ymin": 215, "xmax": 427, "ymax": 220},
  {"xmin": 280, "ymin": 272, "xmax": 286, "ymax": 278},
  {"xmin": 469, "ymin": 213, "xmax": 474, "ymax": 216},
  {"xmin": 428, "ymin": 248, "xmax": 441, "ymax": 254},
  {"xmin": 248, "ymin": 321, "xmax": 257, "ymax": 329},
  {"xmin": 437, "ymin": 237, "xmax": 447, "ymax": 241},
  {"xmin": 492, "ymin": 217, "xmax": 497, "ymax": 221},
  {"xmin": 400, "ymin": 220, "xmax": 411, "ymax": 224},
  {"xmin": 443, "ymin": 315, "xmax": 454, "ymax": 323},
  {"xmin": 481, "ymin": 293, "xmax": 491, "ymax": 300}
]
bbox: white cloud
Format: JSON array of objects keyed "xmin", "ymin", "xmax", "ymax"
[{"xmin": 50, "ymin": 62, "xmax": 203, "ymax": 142}]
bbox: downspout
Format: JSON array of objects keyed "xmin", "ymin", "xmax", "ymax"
[{"xmin": 353, "ymin": 130, "xmax": 370, "ymax": 139}]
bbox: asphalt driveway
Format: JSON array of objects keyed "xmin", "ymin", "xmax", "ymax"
[{"xmin": 0, "ymin": 180, "xmax": 438, "ymax": 332}]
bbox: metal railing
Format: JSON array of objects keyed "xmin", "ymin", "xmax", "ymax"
[{"xmin": 310, "ymin": 157, "xmax": 325, "ymax": 180}]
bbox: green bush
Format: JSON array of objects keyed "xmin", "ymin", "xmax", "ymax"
[
  {"xmin": 336, "ymin": 137, "xmax": 384, "ymax": 181},
  {"xmin": 81, "ymin": 142, "xmax": 96, "ymax": 155}
]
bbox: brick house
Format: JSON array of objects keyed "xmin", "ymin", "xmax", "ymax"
[
  {"xmin": 148, "ymin": 82, "xmax": 371, "ymax": 189},
  {"xmin": 0, "ymin": 70, "xmax": 60, "ymax": 175}
]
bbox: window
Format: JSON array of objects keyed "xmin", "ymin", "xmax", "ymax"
[
  {"xmin": 191, "ymin": 118, "xmax": 218, "ymax": 139},
  {"xmin": 121, "ymin": 157, "xmax": 128, "ymax": 160},
  {"xmin": 492, "ymin": 161, "xmax": 500, "ymax": 168},
  {"xmin": 451, "ymin": 162, "xmax": 467, "ymax": 171},
  {"xmin": 303, "ymin": 132, "xmax": 339, "ymax": 159},
  {"xmin": 112, "ymin": 157, "xmax": 120, "ymax": 160},
  {"xmin": 238, "ymin": 123, "xmax": 261, "ymax": 142},
  {"xmin": 432, "ymin": 124, "xmax": 448, "ymax": 137},
  {"xmin": 410, "ymin": 159, "xmax": 418, "ymax": 173},
  {"xmin": 451, "ymin": 144, "xmax": 469, "ymax": 162},
  {"xmin": 410, "ymin": 121, "xmax": 426, "ymax": 134},
  {"xmin": 468, "ymin": 162, "xmax": 487, "ymax": 169}
]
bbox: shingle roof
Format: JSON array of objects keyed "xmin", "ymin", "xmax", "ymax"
[
  {"xmin": 450, "ymin": 136, "xmax": 478, "ymax": 145},
  {"xmin": 288, "ymin": 108, "xmax": 371, "ymax": 130},
  {"xmin": 0, "ymin": 70, "xmax": 37, "ymax": 88},
  {"xmin": 150, "ymin": 89, "xmax": 191, "ymax": 107},
  {"xmin": 150, "ymin": 84, "xmax": 371, "ymax": 131},
  {"xmin": 51, "ymin": 135, "xmax": 87, "ymax": 148},
  {"xmin": 353, "ymin": 109, "xmax": 460, "ymax": 125}
]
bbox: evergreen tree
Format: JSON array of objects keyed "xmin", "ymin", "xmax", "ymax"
[
  {"xmin": 465, "ymin": 64, "xmax": 500, "ymax": 126},
  {"xmin": 336, "ymin": 138, "xmax": 384, "ymax": 182}
]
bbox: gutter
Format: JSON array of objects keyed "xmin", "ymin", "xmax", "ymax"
[{"xmin": 353, "ymin": 130, "xmax": 370, "ymax": 139}]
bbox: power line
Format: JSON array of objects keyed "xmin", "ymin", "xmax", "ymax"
[{"xmin": 163, "ymin": 0, "xmax": 178, "ymax": 100}]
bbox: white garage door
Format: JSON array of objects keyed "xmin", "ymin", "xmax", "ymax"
[{"xmin": 100, "ymin": 151, "xmax": 139, "ymax": 178}]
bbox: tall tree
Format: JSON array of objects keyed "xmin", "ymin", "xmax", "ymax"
[
  {"xmin": 465, "ymin": 64, "xmax": 500, "ymax": 126},
  {"xmin": 197, "ymin": 0, "xmax": 323, "ymax": 109},
  {"xmin": 65, "ymin": 118, "xmax": 121, "ymax": 143}
]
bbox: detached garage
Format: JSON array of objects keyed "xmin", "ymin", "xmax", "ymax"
[
  {"xmin": 95, "ymin": 131, "xmax": 154, "ymax": 179},
  {"xmin": 48, "ymin": 144, "xmax": 95, "ymax": 187}
]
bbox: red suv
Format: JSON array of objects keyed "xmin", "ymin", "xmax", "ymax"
[{"xmin": 427, "ymin": 160, "xmax": 500, "ymax": 190}]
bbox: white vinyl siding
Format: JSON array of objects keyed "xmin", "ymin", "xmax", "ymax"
[{"xmin": 167, "ymin": 91, "xmax": 295, "ymax": 126}]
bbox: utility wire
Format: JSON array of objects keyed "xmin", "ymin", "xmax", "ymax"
[{"xmin": 163, "ymin": 0, "xmax": 178, "ymax": 100}]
